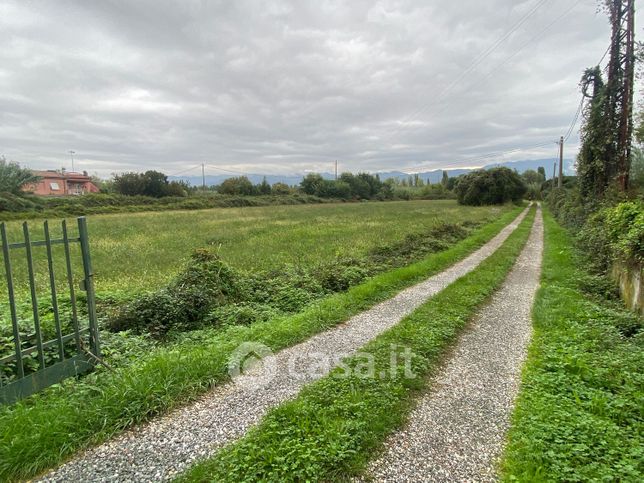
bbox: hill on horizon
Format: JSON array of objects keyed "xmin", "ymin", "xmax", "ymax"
[{"xmin": 170, "ymin": 158, "xmax": 575, "ymax": 187}]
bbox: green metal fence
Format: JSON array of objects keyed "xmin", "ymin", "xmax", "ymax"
[{"xmin": 0, "ymin": 217, "xmax": 100, "ymax": 405}]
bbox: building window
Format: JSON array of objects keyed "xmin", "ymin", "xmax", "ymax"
[{"xmin": 50, "ymin": 182, "xmax": 60, "ymax": 190}]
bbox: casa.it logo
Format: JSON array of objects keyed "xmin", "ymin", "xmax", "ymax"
[{"xmin": 228, "ymin": 342, "xmax": 277, "ymax": 390}]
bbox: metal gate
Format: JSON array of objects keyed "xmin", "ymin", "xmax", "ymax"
[{"xmin": 0, "ymin": 217, "xmax": 100, "ymax": 405}]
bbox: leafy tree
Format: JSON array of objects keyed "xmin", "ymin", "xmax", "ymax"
[
  {"xmin": 300, "ymin": 173, "xmax": 325, "ymax": 195},
  {"xmin": 271, "ymin": 182, "xmax": 291, "ymax": 195},
  {"xmin": 522, "ymin": 169, "xmax": 543, "ymax": 184},
  {"xmin": 318, "ymin": 180, "xmax": 351, "ymax": 199},
  {"xmin": 112, "ymin": 170, "xmax": 187, "ymax": 197},
  {"xmin": 258, "ymin": 177, "xmax": 272, "ymax": 195},
  {"xmin": 218, "ymin": 176, "xmax": 256, "ymax": 196},
  {"xmin": 112, "ymin": 172, "xmax": 145, "ymax": 196},
  {"xmin": 441, "ymin": 170, "xmax": 449, "ymax": 188},
  {"xmin": 141, "ymin": 171, "xmax": 169, "ymax": 198},
  {"xmin": 577, "ymin": 66, "xmax": 614, "ymax": 198},
  {"xmin": 455, "ymin": 167, "xmax": 526, "ymax": 206},
  {"xmin": 537, "ymin": 166, "xmax": 546, "ymax": 181},
  {"xmin": 165, "ymin": 180, "xmax": 188, "ymax": 197},
  {"xmin": 0, "ymin": 157, "xmax": 41, "ymax": 194},
  {"xmin": 357, "ymin": 172, "xmax": 383, "ymax": 196}
]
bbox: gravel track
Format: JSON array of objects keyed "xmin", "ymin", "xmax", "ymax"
[
  {"xmin": 40, "ymin": 208, "xmax": 529, "ymax": 482},
  {"xmin": 362, "ymin": 206, "xmax": 543, "ymax": 483}
]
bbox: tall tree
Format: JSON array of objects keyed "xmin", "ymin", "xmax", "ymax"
[
  {"xmin": 603, "ymin": 0, "xmax": 636, "ymax": 190},
  {"xmin": 578, "ymin": 67, "xmax": 613, "ymax": 197},
  {"xmin": 577, "ymin": 0, "xmax": 636, "ymax": 197},
  {"xmin": 0, "ymin": 157, "xmax": 41, "ymax": 194}
]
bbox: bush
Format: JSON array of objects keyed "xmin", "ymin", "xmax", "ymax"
[
  {"xmin": 205, "ymin": 303, "xmax": 280, "ymax": 327},
  {"xmin": 110, "ymin": 250, "xmax": 239, "ymax": 336},
  {"xmin": 574, "ymin": 200, "xmax": 644, "ymax": 271},
  {"xmin": 456, "ymin": 167, "xmax": 526, "ymax": 205},
  {"xmin": 0, "ymin": 192, "xmax": 38, "ymax": 211},
  {"xmin": 217, "ymin": 176, "xmax": 257, "ymax": 196},
  {"xmin": 603, "ymin": 201, "xmax": 644, "ymax": 263},
  {"xmin": 112, "ymin": 171, "xmax": 187, "ymax": 198},
  {"xmin": 313, "ymin": 261, "xmax": 370, "ymax": 292}
]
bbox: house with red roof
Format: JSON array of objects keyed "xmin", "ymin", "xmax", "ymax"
[{"xmin": 24, "ymin": 170, "xmax": 100, "ymax": 196}]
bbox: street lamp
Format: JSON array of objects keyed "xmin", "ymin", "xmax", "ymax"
[{"xmin": 68, "ymin": 150, "xmax": 76, "ymax": 172}]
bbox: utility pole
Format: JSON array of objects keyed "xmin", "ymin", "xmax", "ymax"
[
  {"xmin": 334, "ymin": 160, "xmax": 338, "ymax": 181},
  {"xmin": 558, "ymin": 136, "xmax": 564, "ymax": 188},
  {"xmin": 202, "ymin": 163, "xmax": 206, "ymax": 191},
  {"xmin": 68, "ymin": 150, "xmax": 75, "ymax": 172},
  {"xmin": 552, "ymin": 161, "xmax": 557, "ymax": 190},
  {"xmin": 605, "ymin": 0, "xmax": 635, "ymax": 191},
  {"xmin": 617, "ymin": 0, "xmax": 635, "ymax": 190}
]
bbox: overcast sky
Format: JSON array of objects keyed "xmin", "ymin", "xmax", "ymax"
[{"xmin": 0, "ymin": 0, "xmax": 639, "ymax": 177}]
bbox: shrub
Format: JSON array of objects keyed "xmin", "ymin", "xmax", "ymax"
[
  {"xmin": 0, "ymin": 158, "xmax": 41, "ymax": 195},
  {"xmin": 313, "ymin": 260, "xmax": 370, "ymax": 292},
  {"xmin": 0, "ymin": 192, "xmax": 38, "ymax": 211},
  {"xmin": 110, "ymin": 250, "xmax": 239, "ymax": 336},
  {"xmin": 205, "ymin": 303, "xmax": 280, "ymax": 327},
  {"xmin": 456, "ymin": 167, "xmax": 526, "ymax": 205},
  {"xmin": 603, "ymin": 201, "xmax": 644, "ymax": 263},
  {"xmin": 217, "ymin": 176, "xmax": 257, "ymax": 196}
]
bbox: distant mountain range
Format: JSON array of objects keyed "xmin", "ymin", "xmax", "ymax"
[{"xmin": 170, "ymin": 158, "xmax": 575, "ymax": 187}]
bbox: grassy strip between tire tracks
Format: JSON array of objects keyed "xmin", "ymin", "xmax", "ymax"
[
  {"xmin": 177, "ymin": 208, "xmax": 536, "ymax": 482},
  {"xmin": 0, "ymin": 206, "xmax": 524, "ymax": 481},
  {"xmin": 500, "ymin": 211, "xmax": 643, "ymax": 482}
]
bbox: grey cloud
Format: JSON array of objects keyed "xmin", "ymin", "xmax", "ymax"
[{"xmin": 0, "ymin": 0, "xmax": 634, "ymax": 176}]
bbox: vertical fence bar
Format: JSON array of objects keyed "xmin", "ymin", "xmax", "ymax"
[
  {"xmin": 44, "ymin": 221, "xmax": 65, "ymax": 361},
  {"xmin": 62, "ymin": 220, "xmax": 82, "ymax": 351},
  {"xmin": 78, "ymin": 217, "xmax": 100, "ymax": 357},
  {"xmin": 0, "ymin": 223, "xmax": 24, "ymax": 379},
  {"xmin": 23, "ymin": 222, "xmax": 46, "ymax": 369}
]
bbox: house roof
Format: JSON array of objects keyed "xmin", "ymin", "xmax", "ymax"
[
  {"xmin": 32, "ymin": 170, "xmax": 92, "ymax": 181},
  {"xmin": 33, "ymin": 170, "xmax": 65, "ymax": 179}
]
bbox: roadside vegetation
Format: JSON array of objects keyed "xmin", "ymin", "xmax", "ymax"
[
  {"xmin": 501, "ymin": 211, "xmax": 642, "ymax": 481},
  {"xmin": 177, "ymin": 208, "xmax": 535, "ymax": 482},
  {"xmin": 0, "ymin": 205, "xmax": 523, "ymax": 481}
]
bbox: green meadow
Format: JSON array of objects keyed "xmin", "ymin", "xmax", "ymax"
[{"xmin": 0, "ymin": 200, "xmax": 509, "ymax": 304}]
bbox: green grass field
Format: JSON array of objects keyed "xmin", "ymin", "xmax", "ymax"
[{"xmin": 0, "ymin": 200, "xmax": 509, "ymax": 304}]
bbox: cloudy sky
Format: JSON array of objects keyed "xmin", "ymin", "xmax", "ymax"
[{"xmin": 0, "ymin": 0, "xmax": 639, "ymax": 177}]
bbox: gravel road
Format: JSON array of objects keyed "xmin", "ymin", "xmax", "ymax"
[
  {"xmin": 362, "ymin": 206, "xmax": 543, "ymax": 482},
  {"xmin": 39, "ymin": 208, "xmax": 529, "ymax": 483}
]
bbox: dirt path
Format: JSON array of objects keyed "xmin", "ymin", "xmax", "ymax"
[
  {"xmin": 362, "ymin": 207, "xmax": 543, "ymax": 482},
  {"xmin": 40, "ymin": 208, "xmax": 530, "ymax": 483}
]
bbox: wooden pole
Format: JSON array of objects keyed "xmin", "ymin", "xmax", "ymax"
[{"xmin": 558, "ymin": 136, "xmax": 564, "ymax": 188}]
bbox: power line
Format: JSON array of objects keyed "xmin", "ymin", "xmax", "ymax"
[
  {"xmin": 381, "ymin": 0, "xmax": 551, "ymax": 142},
  {"xmin": 391, "ymin": 0, "xmax": 581, "ymax": 145},
  {"xmin": 167, "ymin": 164, "xmax": 202, "ymax": 177},
  {"xmin": 562, "ymin": 42, "xmax": 614, "ymax": 143},
  {"xmin": 564, "ymin": 96, "xmax": 584, "ymax": 141},
  {"xmin": 205, "ymin": 164, "xmax": 247, "ymax": 175},
  {"xmin": 479, "ymin": 0, "xmax": 581, "ymax": 82}
]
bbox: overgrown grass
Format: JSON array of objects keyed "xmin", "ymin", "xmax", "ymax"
[
  {"xmin": 501, "ymin": 211, "xmax": 643, "ymax": 482},
  {"xmin": 0, "ymin": 200, "xmax": 510, "ymax": 309},
  {"xmin": 0, "ymin": 192, "xmax": 335, "ymax": 221},
  {"xmin": 176, "ymin": 208, "xmax": 536, "ymax": 482},
  {"xmin": 0, "ymin": 206, "xmax": 523, "ymax": 481}
]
